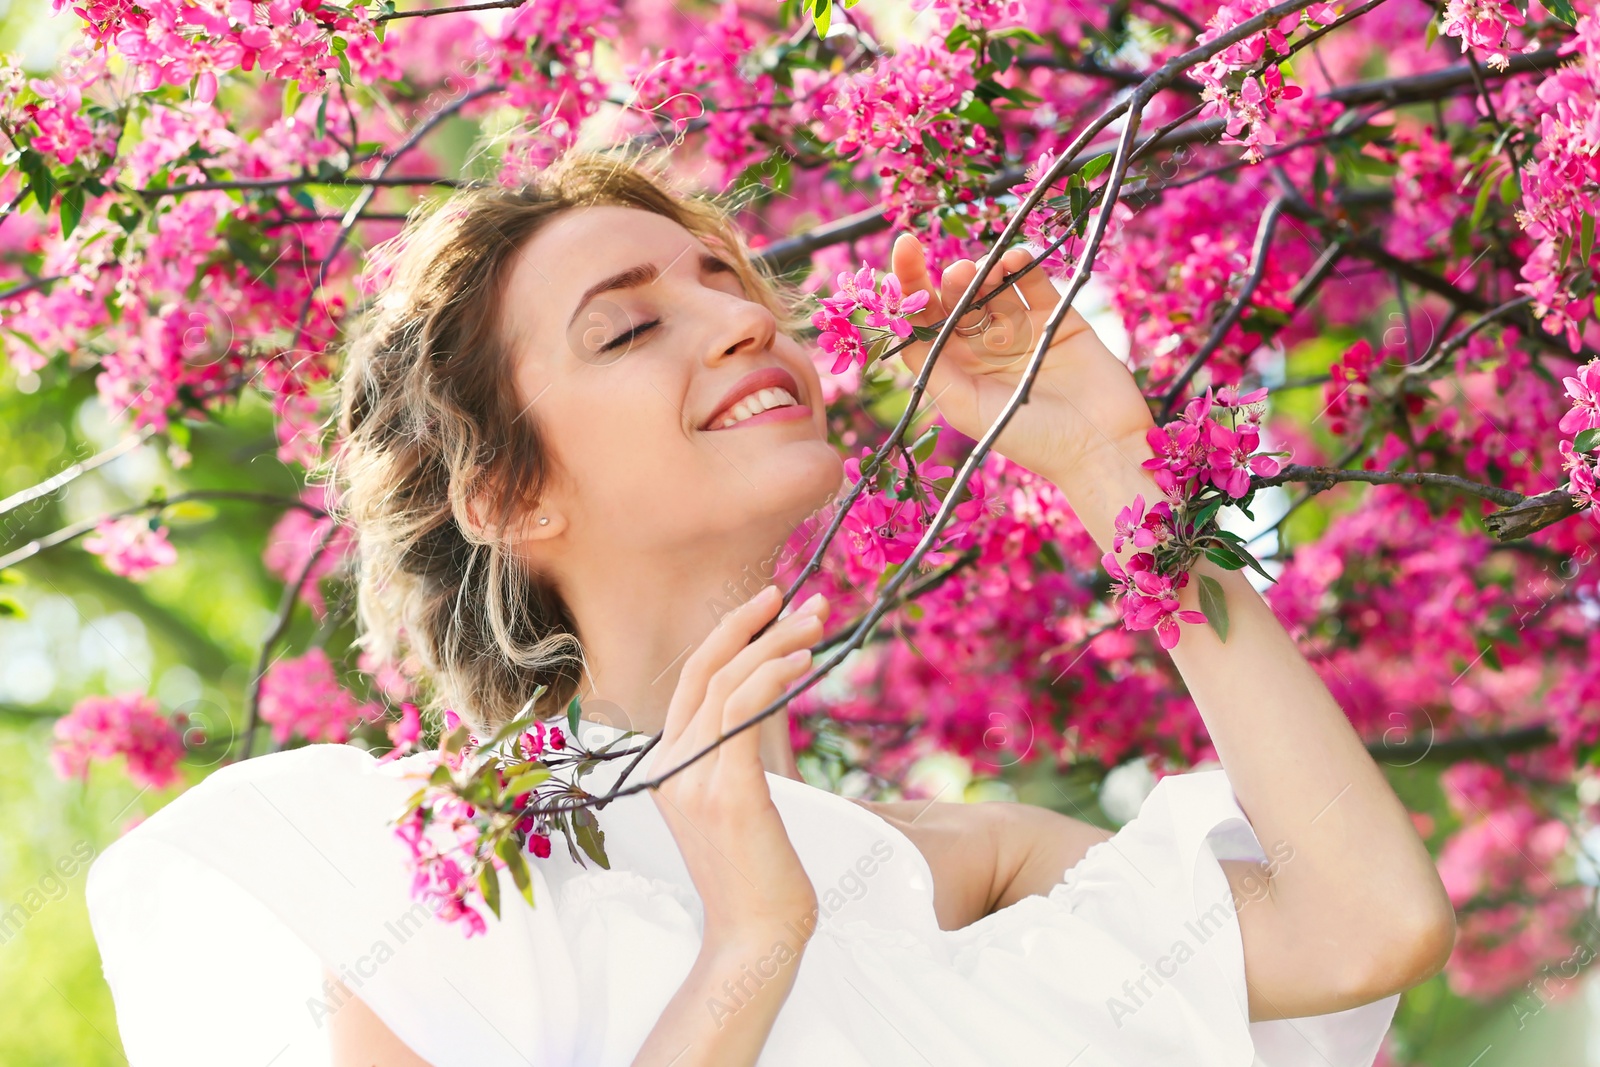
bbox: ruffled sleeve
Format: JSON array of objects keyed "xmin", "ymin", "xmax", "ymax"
[
  {"xmin": 1051, "ymin": 768, "xmax": 1399, "ymax": 1067},
  {"xmin": 85, "ymin": 743, "xmax": 582, "ymax": 1067}
]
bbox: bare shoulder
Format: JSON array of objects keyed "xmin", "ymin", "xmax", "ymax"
[
  {"xmin": 323, "ymin": 967, "xmax": 436, "ymax": 1066},
  {"xmin": 845, "ymin": 795, "xmax": 1115, "ymax": 929}
]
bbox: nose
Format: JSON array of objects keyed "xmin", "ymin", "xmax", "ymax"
[{"xmin": 702, "ymin": 287, "xmax": 778, "ymax": 368}]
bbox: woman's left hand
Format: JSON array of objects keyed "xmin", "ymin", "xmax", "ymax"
[{"xmin": 888, "ymin": 233, "xmax": 1157, "ymax": 479}]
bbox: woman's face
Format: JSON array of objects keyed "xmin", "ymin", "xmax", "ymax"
[{"xmin": 498, "ymin": 204, "xmax": 843, "ymax": 579}]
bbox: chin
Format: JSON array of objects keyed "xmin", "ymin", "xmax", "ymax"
[{"xmin": 741, "ymin": 444, "xmax": 847, "ymax": 529}]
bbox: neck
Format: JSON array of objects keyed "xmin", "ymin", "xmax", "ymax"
[{"xmin": 561, "ymin": 554, "xmax": 804, "ymax": 781}]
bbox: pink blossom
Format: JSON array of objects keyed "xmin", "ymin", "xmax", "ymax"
[
  {"xmin": 83, "ymin": 515, "xmax": 179, "ymax": 581},
  {"xmin": 376, "ymin": 702, "xmax": 423, "ymax": 764},
  {"xmin": 1559, "ymin": 359, "xmax": 1600, "ymax": 436},
  {"xmin": 1559, "ymin": 440, "xmax": 1598, "ymax": 509},
  {"xmin": 1103, "ymin": 551, "xmax": 1207, "ymax": 650},
  {"xmin": 258, "ymin": 647, "xmax": 385, "ymax": 745},
  {"xmin": 859, "ymin": 272, "xmax": 930, "ymax": 338},
  {"xmin": 50, "ymin": 692, "xmax": 186, "ymax": 790}
]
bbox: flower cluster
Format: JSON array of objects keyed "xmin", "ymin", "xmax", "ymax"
[
  {"xmin": 83, "ymin": 515, "xmax": 179, "ymax": 581},
  {"xmin": 50, "ymin": 692, "xmax": 186, "ymax": 790},
  {"xmin": 1190, "ymin": 1, "xmax": 1329, "ymax": 162},
  {"xmin": 1438, "ymin": 0, "xmax": 1528, "ymax": 70},
  {"xmin": 1142, "ymin": 385, "xmax": 1283, "ymax": 498},
  {"xmin": 812, "ymin": 262, "xmax": 931, "ymax": 374},
  {"xmin": 56, "ymin": 0, "xmax": 353, "ymax": 101},
  {"xmin": 1559, "ymin": 358, "xmax": 1600, "ymax": 508},
  {"xmin": 392, "ymin": 699, "xmax": 592, "ymax": 938},
  {"xmin": 1512, "ymin": 15, "xmax": 1600, "ymax": 352},
  {"xmin": 838, "ymin": 434, "xmax": 993, "ymax": 588},
  {"xmin": 1101, "ymin": 386, "xmax": 1286, "ymax": 648},
  {"xmin": 257, "ymin": 647, "xmax": 385, "ymax": 744},
  {"xmin": 812, "ymin": 39, "xmax": 990, "ymax": 231}
]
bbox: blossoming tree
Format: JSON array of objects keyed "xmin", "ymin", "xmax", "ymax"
[{"xmin": 4, "ymin": 0, "xmax": 1600, "ymax": 1056}]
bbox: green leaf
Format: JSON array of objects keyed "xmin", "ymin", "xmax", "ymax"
[
  {"xmin": 1078, "ymin": 152, "xmax": 1112, "ymax": 182},
  {"xmin": 496, "ymin": 836, "xmax": 536, "ymax": 908},
  {"xmin": 957, "ymin": 96, "xmax": 1000, "ymax": 128},
  {"xmin": 811, "ymin": 0, "xmax": 830, "ymax": 37},
  {"xmin": 572, "ymin": 807, "xmax": 610, "ymax": 869},
  {"xmin": 441, "ymin": 722, "xmax": 471, "ymax": 756},
  {"xmin": 0, "ymin": 597, "xmax": 24, "ymax": 619},
  {"xmin": 502, "ymin": 762, "xmax": 552, "ymax": 796},
  {"xmin": 396, "ymin": 785, "xmax": 428, "ymax": 819},
  {"xmin": 1423, "ymin": 14, "xmax": 1439, "ymax": 48},
  {"xmin": 992, "ymin": 26, "xmax": 1045, "ymax": 43},
  {"xmin": 1188, "ymin": 496, "xmax": 1226, "ymax": 532},
  {"xmin": 940, "ymin": 210, "xmax": 970, "ymax": 238},
  {"xmin": 1547, "ymin": 0, "xmax": 1577, "ymax": 24},
  {"xmin": 1204, "ymin": 546, "xmax": 1247, "ymax": 570},
  {"xmin": 18, "ymin": 149, "xmax": 55, "ymax": 213},
  {"xmin": 910, "ymin": 423, "xmax": 942, "ymax": 463},
  {"xmin": 283, "ymin": 80, "xmax": 302, "ymax": 121},
  {"xmin": 59, "ymin": 186, "xmax": 85, "ymax": 239},
  {"xmin": 1468, "ymin": 171, "xmax": 1496, "ymax": 231},
  {"xmin": 567, "ymin": 694, "xmax": 582, "ymax": 736},
  {"xmin": 1582, "ymin": 211, "xmax": 1596, "ymax": 268},
  {"xmin": 1499, "ymin": 169, "xmax": 1519, "ymax": 207},
  {"xmin": 477, "ymin": 861, "xmax": 502, "ymax": 919},
  {"xmin": 1197, "ymin": 574, "xmax": 1229, "ymax": 642},
  {"xmin": 1218, "ymin": 538, "xmax": 1277, "ymax": 584},
  {"xmin": 1575, "ymin": 428, "xmax": 1600, "ymax": 453}
]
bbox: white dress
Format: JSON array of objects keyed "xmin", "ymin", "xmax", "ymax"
[{"xmin": 86, "ymin": 716, "xmax": 1399, "ymax": 1066}]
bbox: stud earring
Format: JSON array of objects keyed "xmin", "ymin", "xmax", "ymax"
[{"xmin": 538, "ymin": 516, "xmax": 550, "ymax": 526}]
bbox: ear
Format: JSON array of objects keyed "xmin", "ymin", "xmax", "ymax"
[{"xmin": 517, "ymin": 507, "xmax": 566, "ymax": 541}]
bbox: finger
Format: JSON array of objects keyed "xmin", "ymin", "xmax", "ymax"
[
  {"xmin": 999, "ymin": 245, "xmax": 1063, "ymax": 318},
  {"xmin": 691, "ymin": 609, "xmax": 823, "ymax": 754},
  {"xmin": 942, "ymin": 252, "xmax": 1020, "ymax": 329},
  {"xmin": 662, "ymin": 586, "xmax": 784, "ymax": 746},
  {"xmin": 720, "ymin": 650, "xmax": 813, "ymax": 765},
  {"xmin": 891, "ymin": 233, "xmax": 946, "ymax": 330}
]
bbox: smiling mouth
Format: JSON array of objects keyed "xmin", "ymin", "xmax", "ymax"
[{"xmin": 708, "ymin": 385, "xmax": 804, "ymax": 429}]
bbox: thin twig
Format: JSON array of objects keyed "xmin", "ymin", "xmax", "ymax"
[
  {"xmin": 1254, "ymin": 463, "xmax": 1525, "ymax": 507},
  {"xmin": 0, "ymin": 491, "xmax": 327, "ymax": 571},
  {"xmin": 0, "ymin": 428, "xmax": 156, "ymax": 525},
  {"xmin": 1158, "ymin": 197, "xmax": 1287, "ymax": 418},
  {"xmin": 240, "ymin": 520, "xmax": 343, "ymax": 761}
]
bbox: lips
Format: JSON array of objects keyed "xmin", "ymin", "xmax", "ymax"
[{"xmin": 699, "ymin": 366, "xmax": 805, "ymax": 431}]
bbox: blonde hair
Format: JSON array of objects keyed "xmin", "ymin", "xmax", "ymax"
[{"xmin": 319, "ymin": 147, "xmax": 812, "ymax": 735}]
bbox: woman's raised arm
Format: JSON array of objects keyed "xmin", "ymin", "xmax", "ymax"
[
  {"xmin": 1044, "ymin": 432, "xmax": 1456, "ymax": 1018},
  {"xmin": 889, "ymin": 233, "xmax": 1456, "ymax": 1021}
]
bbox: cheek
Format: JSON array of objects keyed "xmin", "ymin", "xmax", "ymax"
[{"xmin": 549, "ymin": 379, "xmax": 696, "ymax": 501}]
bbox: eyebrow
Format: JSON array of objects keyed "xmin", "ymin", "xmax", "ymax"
[{"xmin": 565, "ymin": 252, "xmax": 741, "ymax": 330}]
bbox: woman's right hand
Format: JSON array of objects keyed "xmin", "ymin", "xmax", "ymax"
[{"xmin": 647, "ymin": 584, "xmax": 827, "ymax": 951}]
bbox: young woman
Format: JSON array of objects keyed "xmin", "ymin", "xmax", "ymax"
[{"xmin": 86, "ymin": 149, "xmax": 1455, "ymax": 1066}]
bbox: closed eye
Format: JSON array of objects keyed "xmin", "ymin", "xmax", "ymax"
[{"xmin": 602, "ymin": 318, "xmax": 660, "ymax": 353}]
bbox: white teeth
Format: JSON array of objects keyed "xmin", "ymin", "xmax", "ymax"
[{"xmin": 713, "ymin": 386, "xmax": 798, "ymax": 429}]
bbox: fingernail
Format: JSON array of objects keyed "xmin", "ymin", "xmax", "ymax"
[
  {"xmin": 800, "ymin": 592, "xmax": 827, "ymax": 615},
  {"xmin": 786, "ymin": 648, "xmax": 812, "ymax": 664}
]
